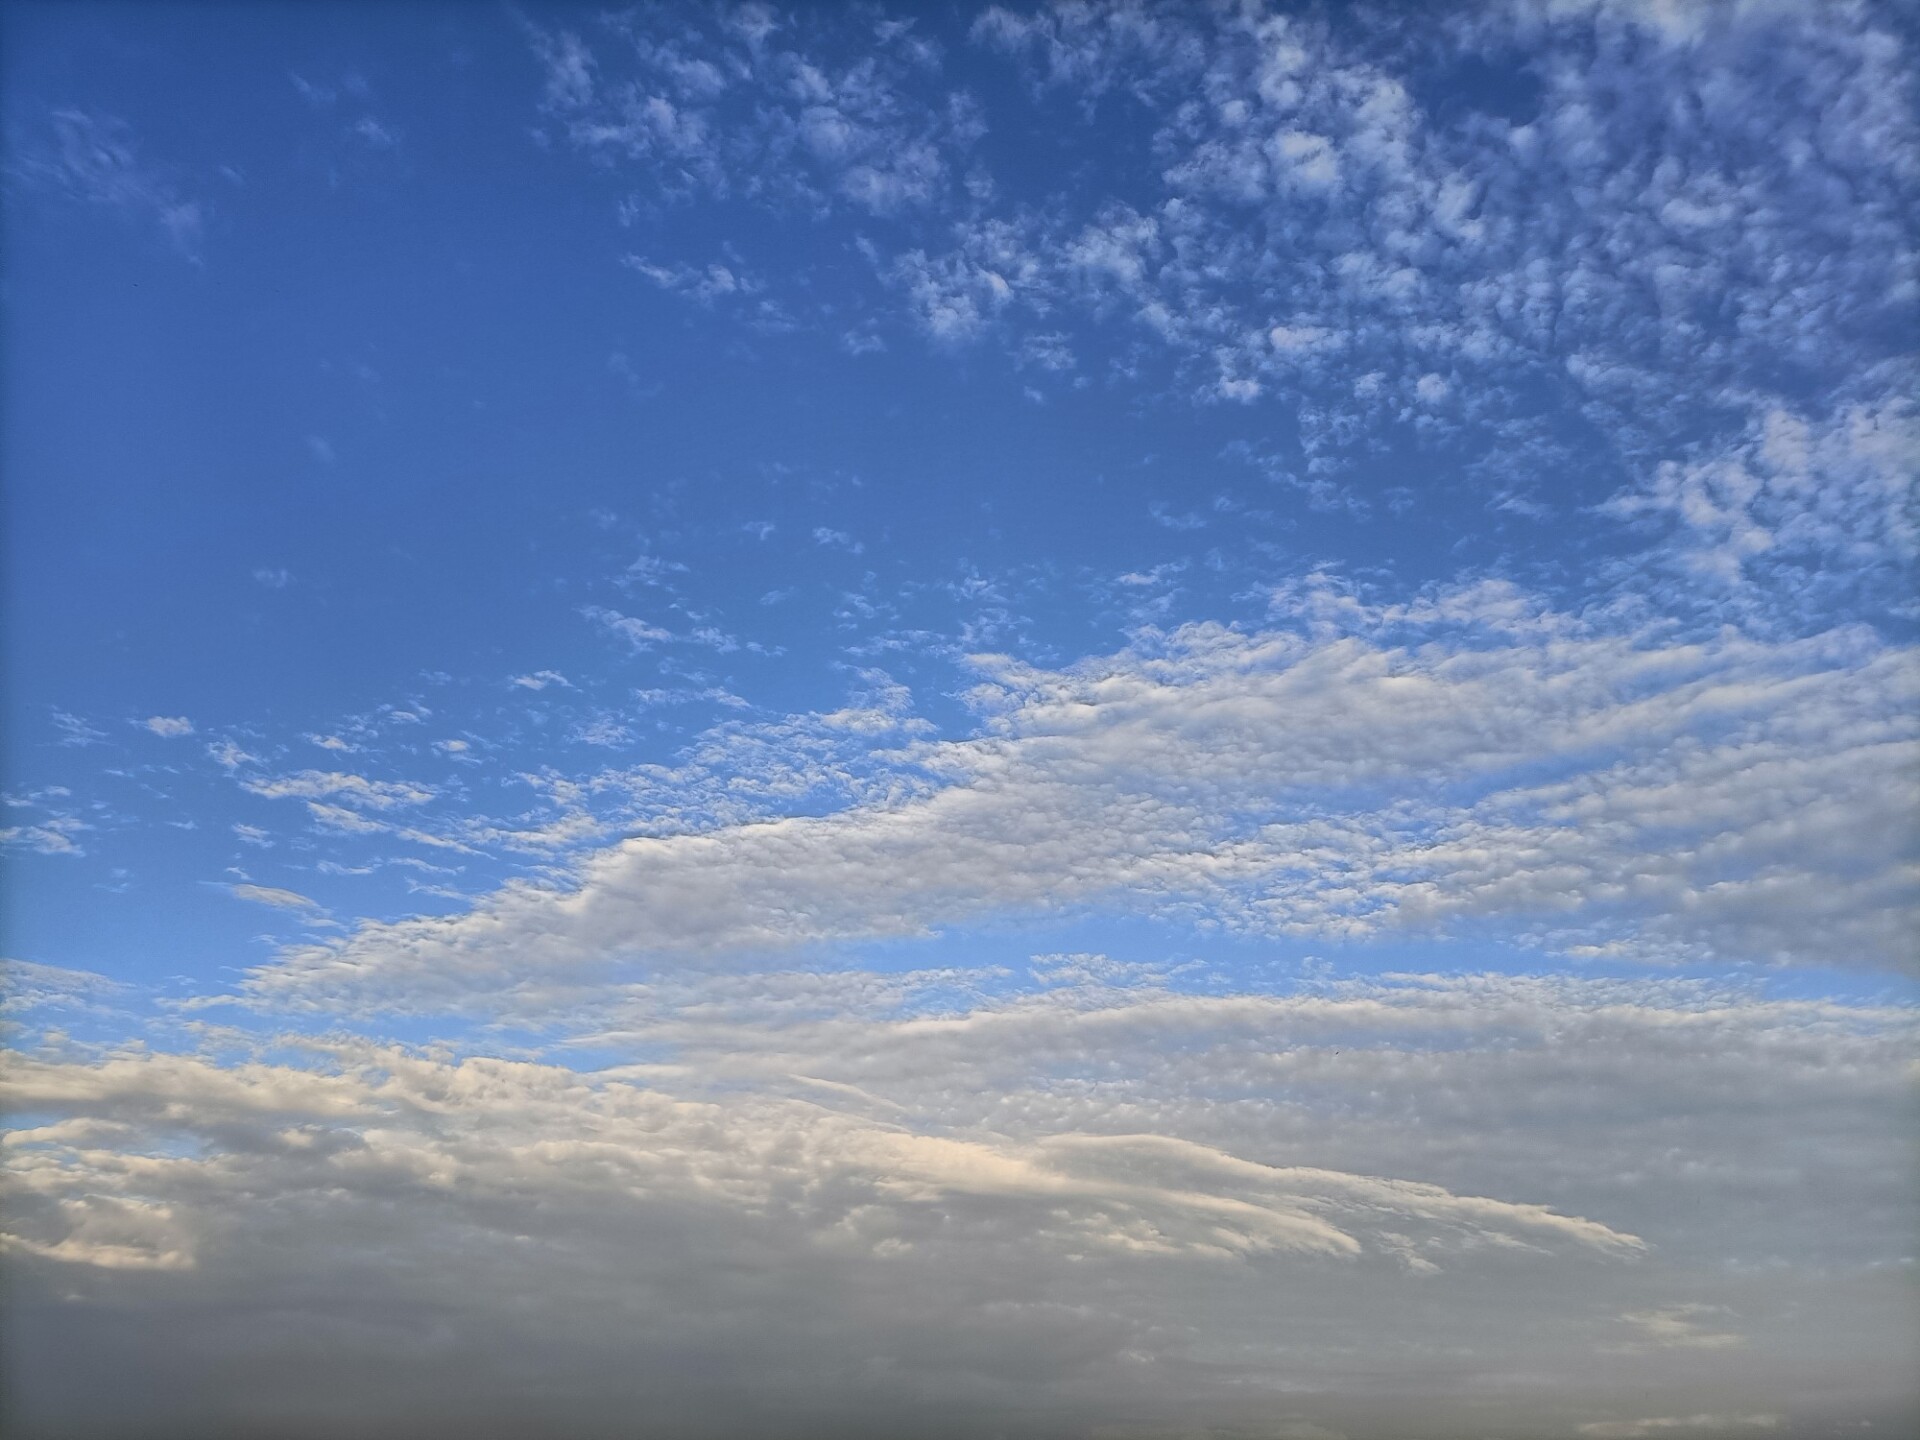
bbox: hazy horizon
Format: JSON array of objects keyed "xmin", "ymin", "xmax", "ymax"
[{"xmin": 3, "ymin": 1, "xmax": 1916, "ymax": 1437}]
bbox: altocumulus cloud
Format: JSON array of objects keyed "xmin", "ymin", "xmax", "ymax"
[
  {"xmin": 4, "ymin": 1, "xmax": 1918, "ymax": 1437},
  {"xmin": 250, "ymin": 582, "xmax": 1918, "ymax": 1010}
]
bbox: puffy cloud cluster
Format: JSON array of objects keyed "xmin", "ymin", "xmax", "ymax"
[
  {"xmin": 527, "ymin": 5, "xmax": 980, "ymax": 217},
  {"xmin": 972, "ymin": 0, "xmax": 1915, "ymax": 542},
  {"xmin": 1602, "ymin": 381, "xmax": 1920, "ymax": 611},
  {"xmin": 540, "ymin": 0, "xmax": 1918, "ymax": 617}
]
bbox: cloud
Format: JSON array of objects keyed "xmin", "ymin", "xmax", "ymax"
[
  {"xmin": 227, "ymin": 883, "xmax": 324, "ymax": 912},
  {"xmin": 812, "ymin": 525, "xmax": 864, "ymax": 552},
  {"xmin": 352, "ymin": 116, "xmax": 398, "ymax": 150},
  {"xmin": 245, "ymin": 587, "xmax": 1918, "ymax": 1007},
  {"xmin": 582, "ymin": 605, "xmax": 739, "ymax": 653},
  {"xmin": 10, "ymin": 110, "xmax": 205, "ymax": 258},
  {"xmin": 623, "ymin": 254, "xmax": 760, "ymax": 303},
  {"xmin": 1616, "ymin": 1304, "xmax": 1746, "ymax": 1353},
  {"xmin": 1601, "ymin": 379, "xmax": 1920, "ymax": 610},
  {"xmin": 3, "ymin": 968, "xmax": 1911, "ymax": 1434},
  {"xmin": 9, "ymin": 9, "xmax": 1916, "ymax": 1431},
  {"xmin": 1, "ymin": 1039, "xmax": 1640, "ymax": 1272},
  {"xmin": 572, "ymin": 717, "xmax": 631, "ymax": 748},
  {"xmin": 0, "ymin": 960, "xmax": 127, "ymax": 1017},
  {"xmin": 0, "ymin": 1036, "xmax": 1630, "ymax": 1429},
  {"xmin": 237, "ymin": 771, "xmax": 437, "ymax": 846},
  {"xmin": 0, "ymin": 816, "xmax": 89, "ymax": 857},
  {"xmin": 1, "ymin": 785, "xmax": 92, "ymax": 858},
  {"xmin": 206, "ymin": 739, "xmax": 260, "ymax": 770},
  {"xmin": 526, "ymin": 7, "xmax": 977, "ymax": 217},
  {"xmin": 306, "ymin": 802, "xmax": 386, "ymax": 835},
  {"xmin": 581, "ymin": 605, "xmax": 673, "ymax": 649},
  {"xmin": 1578, "ymin": 1418, "xmax": 1780, "ymax": 1439},
  {"xmin": 142, "ymin": 716, "xmax": 194, "ymax": 738},
  {"xmin": 887, "ymin": 245, "xmax": 1018, "ymax": 343},
  {"xmin": 527, "ymin": 0, "xmax": 1916, "ymax": 627},
  {"xmin": 51, "ymin": 711, "xmax": 106, "ymax": 747}
]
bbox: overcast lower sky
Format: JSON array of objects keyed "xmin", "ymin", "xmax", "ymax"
[{"xmin": 2, "ymin": 2, "xmax": 1916, "ymax": 1437}]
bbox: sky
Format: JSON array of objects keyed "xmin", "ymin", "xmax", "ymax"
[{"xmin": 1, "ymin": 1, "xmax": 1916, "ymax": 1436}]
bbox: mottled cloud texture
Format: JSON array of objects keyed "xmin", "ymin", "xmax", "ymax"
[{"xmin": 4, "ymin": 1, "xmax": 1916, "ymax": 1437}]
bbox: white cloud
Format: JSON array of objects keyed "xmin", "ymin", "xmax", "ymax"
[
  {"xmin": 351, "ymin": 116, "xmax": 397, "ymax": 149},
  {"xmin": 14, "ymin": 110, "xmax": 205, "ymax": 258},
  {"xmin": 227, "ymin": 883, "xmax": 324, "ymax": 912},
  {"xmin": 529, "ymin": 0, "xmax": 1917, "ymax": 623},
  {"xmin": 0, "ymin": 817, "xmax": 89, "ymax": 857},
  {"xmin": 527, "ymin": 7, "xmax": 977, "ymax": 217},
  {"xmin": 246, "ymin": 587, "xmax": 1918, "ymax": 1007},
  {"xmin": 887, "ymin": 246, "xmax": 1016, "ymax": 343},
  {"xmin": 573, "ymin": 717, "xmax": 632, "ymax": 748},
  {"xmin": 142, "ymin": 715, "xmax": 194, "ymax": 738},
  {"xmin": 206, "ymin": 739, "xmax": 260, "ymax": 770},
  {"xmin": 812, "ymin": 525, "xmax": 864, "ymax": 552},
  {"xmin": 0, "ymin": 960, "xmax": 127, "ymax": 1017},
  {"xmin": 623, "ymin": 254, "xmax": 758, "ymax": 302},
  {"xmin": 1, "ymin": 787, "xmax": 91, "ymax": 858},
  {"xmin": 305, "ymin": 802, "xmax": 386, "ymax": 835},
  {"xmin": 581, "ymin": 605, "xmax": 673, "ymax": 649},
  {"xmin": 52, "ymin": 711, "xmax": 106, "ymax": 747},
  {"xmin": 1602, "ymin": 381, "xmax": 1920, "ymax": 599},
  {"xmin": 582, "ymin": 605, "xmax": 738, "ymax": 653},
  {"xmin": 241, "ymin": 771, "xmax": 434, "ymax": 810}
]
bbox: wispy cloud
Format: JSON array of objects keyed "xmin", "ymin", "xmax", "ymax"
[
  {"xmin": 226, "ymin": 882, "xmax": 325, "ymax": 912},
  {"xmin": 10, "ymin": 109, "xmax": 205, "ymax": 257},
  {"xmin": 241, "ymin": 771, "xmax": 434, "ymax": 810}
]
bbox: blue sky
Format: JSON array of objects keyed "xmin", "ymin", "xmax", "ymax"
[{"xmin": 3, "ymin": 3, "xmax": 1917, "ymax": 1437}]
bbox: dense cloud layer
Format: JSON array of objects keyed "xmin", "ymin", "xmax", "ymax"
[{"xmin": 6, "ymin": 971, "xmax": 1915, "ymax": 1438}]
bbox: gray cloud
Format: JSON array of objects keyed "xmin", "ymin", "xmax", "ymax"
[{"xmin": 4, "ymin": 969, "xmax": 1912, "ymax": 1437}]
